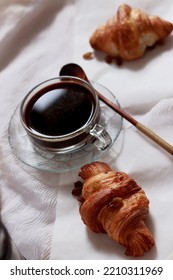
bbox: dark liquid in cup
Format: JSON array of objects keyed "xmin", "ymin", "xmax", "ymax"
[{"xmin": 27, "ymin": 83, "xmax": 94, "ymax": 136}]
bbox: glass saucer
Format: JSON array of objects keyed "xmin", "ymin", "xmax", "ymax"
[{"xmin": 8, "ymin": 81, "xmax": 123, "ymax": 173}]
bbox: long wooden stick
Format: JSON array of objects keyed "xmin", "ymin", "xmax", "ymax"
[{"xmin": 59, "ymin": 63, "xmax": 173, "ymax": 155}]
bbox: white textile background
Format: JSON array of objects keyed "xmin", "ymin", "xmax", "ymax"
[{"xmin": 0, "ymin": 0, "xmax": 173, "ymax": 260}]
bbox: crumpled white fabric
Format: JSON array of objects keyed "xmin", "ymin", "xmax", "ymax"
[
  {"xmin": 0, "ymin": 0, "xmax": 76, "ymax": 260},
  {"xmin": 0, "ymin": 0, "xmax": 173, "ymax": 260}
]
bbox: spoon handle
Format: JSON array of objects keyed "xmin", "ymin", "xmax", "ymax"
[
  {"xmin": 136, "ymin": 122, "xmax": 173, "ymax": 154},
  {"xmin": 97, "ymin": 89, "xmax": 173, "ymax": 155},
  {"xmin": 59, "ymin": 63, "xmax": 173, "ymax": 155}
]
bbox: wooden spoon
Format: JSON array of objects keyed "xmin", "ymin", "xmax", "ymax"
[{"xmin": 59, "ymin": 63, "xmax": 173, "ymax": 155}]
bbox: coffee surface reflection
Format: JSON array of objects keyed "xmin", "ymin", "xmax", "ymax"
[{"xmin": 27, "ymin": 84, "xmax": 94, "ymax": 136}]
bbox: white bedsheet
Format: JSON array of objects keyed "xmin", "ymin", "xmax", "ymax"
[{"xmin": 0, "ymin": 0, "xmax": 173, "ymax": 260}]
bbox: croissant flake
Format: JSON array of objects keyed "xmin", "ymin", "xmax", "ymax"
[{"xmin": 78, "ymin": 161, "xmax": 155, "ymax": 257}]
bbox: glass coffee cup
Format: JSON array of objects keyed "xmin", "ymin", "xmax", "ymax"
[{"xmin": 20, "ymin": 76, "xmax": 112, "ymax": 153}]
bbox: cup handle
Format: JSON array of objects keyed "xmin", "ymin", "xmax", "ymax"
[{"xmin": 89, "ymin": 124, "xmax": 112, "ymax": 151}]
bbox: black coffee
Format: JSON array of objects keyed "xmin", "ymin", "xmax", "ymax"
[{"xmin": 28, "ymin": 83, "xmax": 94, "ymax": 136}]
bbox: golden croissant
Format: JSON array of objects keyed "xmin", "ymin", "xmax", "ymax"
[
  {"xmin": 90, "ymin": 4, "xmax": 173, "ymax": 61},
  {"xmin": 77, "ymin": 161, "xmax": 155, "ymax": 257}
]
